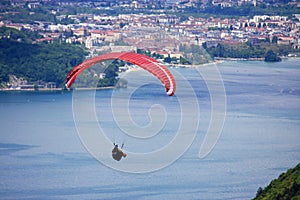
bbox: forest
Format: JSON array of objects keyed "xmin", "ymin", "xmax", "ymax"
[{"xmin": 0, "ymin": 27, "xmax": 88, "ymax": 88}]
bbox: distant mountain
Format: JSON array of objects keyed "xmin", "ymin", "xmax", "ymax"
[{"xmin": 253, "ymin": 163, "xmax": 300, "ymax": 200}]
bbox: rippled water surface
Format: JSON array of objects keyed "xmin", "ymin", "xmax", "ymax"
[{"xmin": 0, "ymin": 58, "xmax": 299, "ymax": 200}]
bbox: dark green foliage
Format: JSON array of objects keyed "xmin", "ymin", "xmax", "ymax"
[
  {"xmin": 104, "ymin": 60, "xmax": 119, "ymax": 79},
  {"xmin": 179, "ymin": 44, "xmax": 213, "ymax": 64},
  {"xmin": 256, "ymin": 187, "xmax": 264, "ymax": 197},
  {"xmin": 0, "ymin": 39, "xmax": 87, "ymax": 87},
  {"xmin": 137, "ymin": 49, "xmax": 151, "ymax": 57},
  {"xmin": 253, "ymin": 163, "xmax": 300, "ymax": 200},
  {"xmin": 264, "ymin": 50, "xmax": 282, "ymax": 62},
  {"xmin": 0, "ymin": 27, "xmax": 41, "ymax": 43},
  {"xmin": 179, "ymin": 56, "xmax": 191, "ymax": 65},
  {"xmin": 163, "ymin": 55, "xmax": 172, "ymax": 63},
  {"xmin": 272, "ymin": 36, "xmax": 278, "ymax": 44},
  {"xmin": 203, "ymin": 42, "xmax": 299, "ymax": 60},
  {"xmin": 96, "ymin": 60, "xmax": 122, "ymax": 88},
  {"xmin": 97, "ymin": 77, "xmax": 117, "ymax": 88}
]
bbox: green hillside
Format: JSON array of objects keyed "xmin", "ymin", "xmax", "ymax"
[
  {"xmin": 253, "ymin": 163, "xmax": 300, "ymax": 200},
  {"xmin": 0, "ymin": 27, "xmax": 87, "ymax": 88}
]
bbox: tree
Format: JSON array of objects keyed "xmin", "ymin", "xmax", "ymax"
[
  {"xmin": 264, "ymin": 50, "xmax": 281, "ymax": 62},
  {"xmin": 272, "ymin": 36, "xmax": 278, "ymax": 44},
  {"xmin": 164, "ymin": 54, "xmax": 172, "ymax": 63},
  {"xmin": 216, "ymin": 44, "xmax": 225, "ymax": 57},
  {"xmin": 256, "ymin": 187, "xmax": 263, "ymax": 197}
]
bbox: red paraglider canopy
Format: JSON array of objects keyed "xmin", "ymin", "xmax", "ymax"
[{"xmin": 65, "ymin": 52, "xmax": 176, "ymax": 96}]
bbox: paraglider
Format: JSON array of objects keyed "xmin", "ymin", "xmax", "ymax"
[
  {"xmin": 65, "ymin": 52, "xmax": 176, "ymax": 96},
  {"xmin": 112, "ymin": 143, "xmax": 127, "ymax": 161}
]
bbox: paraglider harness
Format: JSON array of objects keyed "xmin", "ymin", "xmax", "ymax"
[{"xmin": 112, "ymin": 143, "xmax": 127, "ymax": 161}]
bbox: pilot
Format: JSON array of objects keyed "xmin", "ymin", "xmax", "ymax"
[{"xmin": 112, "ymin": 143, "xmax": 127, "ymax": 161}]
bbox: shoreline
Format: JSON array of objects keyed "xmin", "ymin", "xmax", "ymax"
[
  {"xmin": 0, "ymin": 88, "xmax": 65, "ymax": 92},
  {"xmin": 167, "ymin": 60, "xmax": 224, "ymax": 68},
  {"xmin": 0, "ymin": 86, "xmax": 116, "ymax": 92},
  {"xmin": 214, "ymin": 57, "xmax": 264, "ymax": 61},
  {"xmin": 1, "ymin": 57, "xmax": 298, "ymax": 92}
]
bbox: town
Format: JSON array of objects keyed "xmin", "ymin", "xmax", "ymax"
[
  {"xmin": 2, "ymin": 0, "xmax": 300, "ymax": 53},
  {"xmin": 0, "ymin": 0, "xmax": 300, "ymax": 89}
]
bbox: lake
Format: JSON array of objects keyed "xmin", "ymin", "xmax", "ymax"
[{"xmin": 0, "ymin": 58, "xmax": 299, "ymax": 200}]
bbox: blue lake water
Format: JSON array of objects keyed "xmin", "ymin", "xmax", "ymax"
[{"xmin": 0, "ymin": 58, "xmax": 299, "ymax": 199}]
